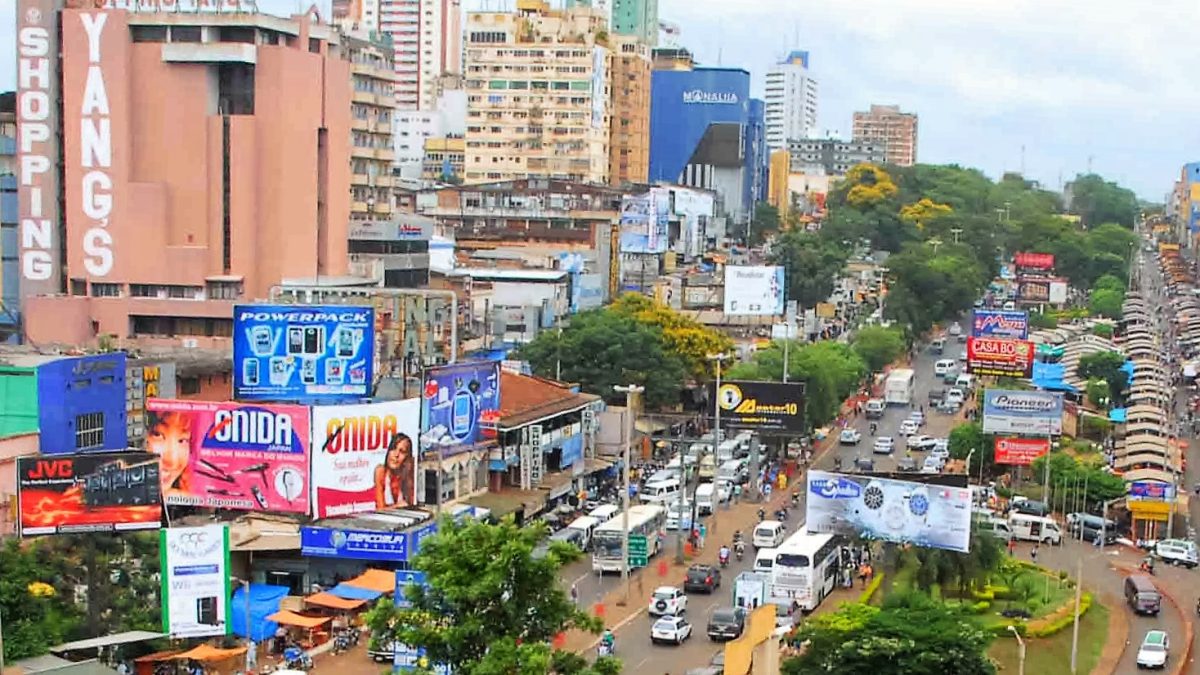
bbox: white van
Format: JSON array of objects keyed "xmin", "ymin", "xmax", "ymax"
[
  {"xmin": 698, "ymin": 455, "xmax": 717, "ymax": 480},
  {"xmin": 955, "ymin": 373, "xmax": 974, "ymax": 389},
  {"xmin": 564, "ymin": 516, "xmax": 601, "ymax": 550},
  {"xmin": 754, "ymin": 547, "xmax": 777, "ymax": 574},
  {"xmin": 865, "ymin": 398, "xmax": 886, "ymax": 420},
  {"xmin": 718, "ymin": 458, "xmax": 749, "ymax": 484},
  {"xmin": 934, "ymin": 359, "xmax": 957, "ymax": 376},
  {"xmin": 695, "ymin": 482, "xmax": 728, "ymax": 515},
  {"xmin": 588, "ymin": 504, "xmax": 619, "ymax": 523},
  {"xmin": 1009, "ymin": 513, "xmax": 1062, "ymax": 544},
  {"xmin": 981, "ymin": 517, "xmax": 1011, "ymax": 540},
  {"xmin": 753, "ymin": 520, "xmax": 787, "ymax": 549},
  {"xmin": 640, "ymin": 478, "xmax": 682, "ymax": 504}
]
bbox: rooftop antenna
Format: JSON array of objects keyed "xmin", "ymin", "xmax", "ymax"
[
  {"xmin": 1087, "ymin": 155, "xmax": 1094, "ymax": 174},
  {"xmin": 1020, "ymin": 144, "xmax": 1025, "ymax": 176}
]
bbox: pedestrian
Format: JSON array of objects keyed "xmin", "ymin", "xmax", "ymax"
[
  {"xmin": 1031, "ymin": 544, "xmax": 1039, "ymax": 562},
  {"xmin": 570, "ymin": 583, "xmax": 579, "ymax": 605},
  {"xmin": 858, "ymin": 562, "xmax": 869, "ymax": 588},
  {"xmin": 865, "ymin": 562, "xmax": 874, "ymax": 580},
  {"xmin": 699, "ymin": 522, "xmax": 708, "ymax": 549},
  {"xmin": 1007, "ymin": 537, "xmax": 1015, "ymax": 556}
]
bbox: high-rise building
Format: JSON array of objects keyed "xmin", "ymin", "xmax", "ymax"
[
  {"xmin": 611, "ymin": 0, "xmax": 658, "ymax": 46},
  {"xmin": 852, "ymin": 104, "xmax": 918, "ymax": 167},
  {"xmin": 462, "ymin": 1, "xmax": 612, "ymax": 184},
  {"xmin": 787, "ymin": 137, "xmax": 887, "ymax": 176},
  {"xmin": 379, "ymin": 0, "xmax": 463, "ymax": 110},
  {"xmin": 763, "ymin": 50, "xmax": 817, "ymax": 152},
  {"xmin": 343, "ymin": 31, "xmax": 398, "ymax": 224},
  {"xmin": 608, "ymin": 36, "xmax": 651, "ymax": 186},
  {"xmin": 15, "ymin": 7, "xmax": 351, "ymax": 347}
]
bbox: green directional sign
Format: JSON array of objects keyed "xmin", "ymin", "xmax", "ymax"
[{"xmin": 628, "ymin": 534, "xmax": 649, "ymax": 567}]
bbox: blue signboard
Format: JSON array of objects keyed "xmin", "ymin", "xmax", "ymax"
[
  {"xmin": 233, "ymin": 304, "xmax": 375, "ymax": 402},
  {"xmin": 37, "ymin": 353, "xmax": 128, "ymax": 455},
  {"xmin": 1129, "ymin": 482, "xmax": 1175, "ymax": 501},
  {"xmin": 392, "ymin": 570, "xmax": 449, "ymax": 674},
  {"xmin": 971, "ymin": 309, "xmax": 1030, "ymax": 340},
  {"xmin": 300, "ymin": 526, "xmax": 408, "ymax": 562},
  {"xmin": 419, "ymin": 361, "xmax": 501, "ymax": 459},
  {"xmin": 394, "ymin": 570, "xmax": 427, "ymax": 609},
  {"xmin": 407, "ymin": 522, "xmax": 438, "ymax": 554}
]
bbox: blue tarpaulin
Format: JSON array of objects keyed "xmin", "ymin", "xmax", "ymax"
[
  {"xmin": 1121, "ymin": 360, "xmax": 1135, "ymax": 379},
  {"xmin": 230, "ymin": 584, "xmax": 289, "ymax": 641},
  {"xmin": 1031, "ymin": 361, "xmax": 1077, "ymax": 393},
  {"xmin": 1109, "ymin": 408, "xmax": 1127, "ymax": 423},
  {"xmin": 328, "ymin": 583, "xmax": 384, "ymax": 601}
]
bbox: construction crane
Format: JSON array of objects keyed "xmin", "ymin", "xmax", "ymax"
[{"xmin": 658, "ymin": 20, "xmax": 681, "ymax": 48}]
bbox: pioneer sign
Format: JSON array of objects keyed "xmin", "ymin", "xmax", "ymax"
[{"xmin": 982, "ymin": 390, "xmax": 1063, "ymax": 436}]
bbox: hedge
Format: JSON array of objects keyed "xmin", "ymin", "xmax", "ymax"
[
  {"xmin": 858, "ymin": 573, "xmax": 885, "ymax": 604},
  {"xmin": 1027, "ymin": 593, "xmax": 1093, "ymax": 638}
]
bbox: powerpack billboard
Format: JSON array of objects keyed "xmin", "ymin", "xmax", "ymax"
[
  {"xmin": 723, "ymin": 266, "xmax": 785, "ymax": 316},
  {"xmin": 161, "ymin": 525, "xmax": 231, "ymax": 638},
  {"xmin": 310, "ymin": 399, "xmax": 421, "ymax": 517},
  {"xmin": 18, "ymin": 452, "xmax": 162, "ymax": 536},
  {"xmin": 966, "ymin": 337, "xmax": 1034, "ymax": 378},
  {"xmin": 420, "ymin": 362, "xmax": 501, "ymax": 459},
  {"xmin": 805, "ymin": 470, "xmax": 973, "ymax": 553},
  {"xmin": 711, "ymin": 381, "xmax": 805, "ymax": 433},
  {"xmin": 1014, "ymin": 252, "xmax": 1055, "ymax": 270},
  {"xmin": 233, "ymin": 304, "xmax": 375, "ymax": 402},
  {"xmin": 971, "ymin": 310, "xmax": 1029, "ymax": 340},
  {"xmin": 993, "ymin": 437, "xmax": 1050, "ymax": 466},
  {"xmin": 145, "ymin": 399, "xmax": 311, "ymax": 513},
  {"xmin": 982, "ymin": 390, "xmax": 1063, "ymax": 436}
]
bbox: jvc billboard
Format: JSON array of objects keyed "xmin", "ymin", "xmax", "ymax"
[
  {"xmin": 233, "ymin": 304, "xmax": 375, "ymax": 402},
  {"xmin": 982, "ymin": 390, "xmax": 1063, "ymax": 436},
  {"xmin": 711, "ymin": 381, "xmax": 805, "ymax": 433}
]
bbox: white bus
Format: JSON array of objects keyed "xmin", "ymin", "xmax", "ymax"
[
  {"xmin": 770, "ymin": 529, "xmax": 846, "ymax": 611},
  {"xmin": 591, "ymin": 504, "xmax": 667, "ymax": 574}
]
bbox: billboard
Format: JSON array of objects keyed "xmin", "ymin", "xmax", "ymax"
[
  {"xmin": 18, "ymin": 452, "xmax": 162, "ymax": 536},
  {"xmin": 420, "ymin": 361, "xmax": 502, "ymax": 459},
  {"xmin": 161, "ymin": 525, "xmax": 231, "ymax": 638},
  {"xmin": 1049, "ymin": 280, "xmax": 1069, "ymax": 304},
  {"xmin": 301, "ymin": 526, "xmax": 409, "ymax": 562},
  {"xmin": 805, "ymin": 470, "xmax": 973, "ymax": 553},
  {"xmin": 618, "ymin": 189, "xmax": 670, "ymax": 254},
  {"xmin": 37, "ymin": 353, "xmax": 129, "ymax": 455},
  {"xmin": 145, "ymin": 399, "xmax": 311, "ymax": 513},
  {"xmin": 993, "ymin": 437, "xmax": 1050, "ymax": 466},
  {"xmin": 966, "ymin": 337, "xmax": 1034, "ymax": 378},
  {"xmin": 711, "ymin": 381, "xmax": 805, "ymax": 433},
  {"xmin": 310, "ymin": 399, "xmax": 421, "ymax": 518},
  {"xmin": 723, "ymin": 266, "xmax": 785, "ymax": 316},
  {"xmin": 1129, "ymin": 482, "xmax": 1175, "ymax": 501},
  {"xmin": 982, "ymin": 390, "xmax": 1063, "ymax": 436},
  {"xmin": 1014, "ymin": 252, "xmax": 1055, "ymax": 270},
  {"xmin": 1018, "ymin": 278, "xmax": 1052, "ymax": 304},
  {"xmin": 971, "ymin": 310, "xmax": 1029, "ymax": 340},
  {"xmin": 232, "ymin": 304, "xmax": 375, "ymax": 402}
]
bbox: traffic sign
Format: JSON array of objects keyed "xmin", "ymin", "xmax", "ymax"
[{"xmin": 628, "ymin": 534, "xmax": 648, "ymax": 567}]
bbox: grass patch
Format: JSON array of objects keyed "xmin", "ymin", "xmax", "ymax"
[{"xmin": 988, "ymin": 599, "xmax": 1110, "ymax": 673}]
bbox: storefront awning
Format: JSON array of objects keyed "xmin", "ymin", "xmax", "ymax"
[
  {"xmin": 342, "ymin": 569, "xmax": 397, "ymax": 594},
  {"xmin": 169, "ymin": 645, "xmax": 247, "ymax": 662},
  {"xmin": 329, "ymin": 583, "xmax": 384, "ymax": 601},
  {"xmin": 305, "ymin": 592, "xmax": 366, "ymax": 611},
  {"xmin": 265, "ymin": 611, "xmax": 333, "ymax": 629}
]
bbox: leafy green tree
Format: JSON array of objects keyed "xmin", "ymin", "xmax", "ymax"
[
  {"xmin": 769, "ymin": 229, "xmax": 849, "ymax": 309},
  {"xmin": 1076, "ymin": 351, "xmax": 1128, "ymax": 406},
  {"xmin": 607, "ymin": 294, "xmax": 734, "ymax": 379},
  {"xmin": 1031, "ymin": 452, "xmax": 1125, "ymax": 506},
  {"xmin": 750, "ymin": 202, "xmax": 782, "ymax": 246},
  {"xmin": 365, "ymin": 518, "xmax": 606, "ymax": 675},
  {"xmin": 519, "ymin": 309, "xmax": 686, "ymax": 408},
  {"xmin": 1070, "ymin": 174, "xmax": 1139, "ymax": 227},
  {"xmin": 883, "ymin": 246, "xmax": 987, "ymax": 335},
  {"xmin": 948, "ymin": 421, "xmax": 998, "ymax": 480},
  {"xmin": 1088, "ymin": 288, "xmax": 1124, "ymax": 319},
  {"xmin": 1, "ymin": 539, "xmax": 85, "ymax": 662},
  {"xmin": 727, "ymin": 340, "xmax": 866, "ymax": 428},
  {"xmin": 852, "ymin": 325, "xmax": 906, "ymax": 373}
]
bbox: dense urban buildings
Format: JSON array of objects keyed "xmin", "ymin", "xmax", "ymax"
[
  {"xmin": 343, "ymin": 30, "xmax": 398, "ymax": 224},
  {"xmin": 852, "ymin": 103, "xmax": 919, "ymax": 166},
  {"xmin": 610, "ymin": 0, "xmax": 658, "ymax": 45},
  {"xmin": 788, "ymin": 136, "xmax": 887, "ymax": 176},
  {"xmin": 422, "ymin": 136, "xmax": 466, "ymax": 181},
  {"xmin": 608, "ymin": 36, "xmax": 652, "ymax": 186},
  {"xmin": 763, "ymin": 50, "xmax": 818, "ymax": 152},
  {"xmin": 462, "ymin": 1, "xmax": 612, "ymax": 184}
]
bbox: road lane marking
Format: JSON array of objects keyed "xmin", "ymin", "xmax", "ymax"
[{"xmin": 587, "ymin": 605, "xmax": 648, "ymax": 650}]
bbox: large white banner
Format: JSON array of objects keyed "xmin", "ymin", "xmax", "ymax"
[
  {"xmin": 723, "ymin": 266, "xmax": 785, "ymax": 316},
  {"xmin": 161, "ymin": 525, "xmax": 231, "ymax": 638},
  {"xmin": 310, "ymin": 399, "xmax": 421, "ymax": 518},
  {"xmin": 981, "ymin": 389, "xmax": 1063, "ymax": 436},
  {"xmin": 805, "ymin": 471, "xmax": 973, "ymax": 553}
]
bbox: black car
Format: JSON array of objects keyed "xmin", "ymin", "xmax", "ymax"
[
  {"xmin": 896, "ymin": 456, "xmax": 918, "ymax": 472},
  {"xmin": 706, "ymin": 606, "xmax": 746, "ymax": 641},
  {"xmin": 854, "ymin": 456, "xmax": 875, "ymax": 472},
  {"xmin": 684, "ymin": 564, "xmax": 721, "ymax": 593}
]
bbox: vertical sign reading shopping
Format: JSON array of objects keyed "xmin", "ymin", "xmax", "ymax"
[
  {"xmin": 233, "ymin": 304, "xmax": 375, "ymax": 402},
  {"xmin": 161, "ymin": 525, "xmax": 231, "ymax": 638}
]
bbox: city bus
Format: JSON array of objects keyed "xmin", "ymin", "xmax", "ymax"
[
  {"xmin": 770, "ymin": 529, "xmax": 847, "ymax": 611},
  {"xmin": 591, "ymin": 504, "xmax": 667, "ymax": 574}
]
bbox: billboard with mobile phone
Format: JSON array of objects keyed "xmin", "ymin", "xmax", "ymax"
[
  {"xmin": 145, "ymin": 399, "xmax": 311, "ymax": 514},
  {"xmin": 233, "ymin": 304, "xmax": 375, "ymax": 402},
  {"xmin": 420, "ymin": 362, "xmax": 501, "ymax": 460}
]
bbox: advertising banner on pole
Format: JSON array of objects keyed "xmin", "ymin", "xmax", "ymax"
[
  {"xmin": 722, "ymin": 266, "xmax": 785, "ymax": 316},
  {"xmin": 966, "ymin": 337, "xmax": 1034, "ymax": 378},
  {"xmin": 804, "ymin": 470, "xmax": 973, "ymax": 553},
  {"xmin": 161, "ymin": 525, "xmax": 231, "ymax": 638},
  {"xmin": 981, "ymin": 390, "xmax": 1063, "ymax": 436},
  {"xmin": 971, "ymin": 310, "xmax": 1030, "ymax": 340},
  {"xmin": 420, "ymin": 361, "xmax": 501, "ymax": 459},
  {"xmin": 993, "ymin": 437, "xmax": 1050, "ymax": 466},
  {"xmin": 232, "ymin": 304, "xmax": 375, "ymax": 402},
  {"xmin": 1129, "ymin": 482, "xmax": 1175, "ymax": 501},
  {"xmin": 146, "ymin": 400, "xmax": 311, "ymax": 513},
  {"xmin": 1014, "ymin": 252, "xmax": 1055, "ymax": 270},
  {"xmin": 300, "ymin": 527, "xmax": 409, "ymax": 562},
  {"xmin": 17, "ymin": 452, "xmax": 162, "ymax": 536},
  {"xmin": 310, "ymin": 399, "xmax": 421, "ymax": 517},
  {"xmin": 1017, "ymin": 278, "xmax": 1052, "ymax": 304},
  {"xmin": 710, "ymin": 381, "xmax": 805, "ymax": 433}
]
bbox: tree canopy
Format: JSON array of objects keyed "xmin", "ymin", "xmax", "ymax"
[
  {"xmin": 769, "ymin": 229, "xmax": 849, "ymax": 309},
  {"xmin": 606, "ymin": 293, "xmax": 734, "ymax": 379},
  {"xmin": 852, "ymin": 325, "xmax": 907, "ymax": 373},
  {"xmin": 1069, "ymin": 174, "xmax": 1140, "ymax": 228}
]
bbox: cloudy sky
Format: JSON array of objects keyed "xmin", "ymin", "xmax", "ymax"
[{"xmin": 3, "ymin": 0, "xmax": 1194, "ymax": 198}]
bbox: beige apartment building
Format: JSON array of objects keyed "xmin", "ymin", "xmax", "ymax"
[
  {"xmin": 423, "ymin": 137, "xmax": 467, "ymax": 181},
  {"xmin": 608, "ymin": 36, "xmax": 651, "ymax": 186},
  {"xmin": 463, "ymin": 0, "xmax": 612, "ymax": 184},
  {"xmin": 852, "ymin": 104, "xmax": 919, "ymax": 167},
  {"xmin": 344, "ymin": 31, "xmax": 398, "ymax": 222}
]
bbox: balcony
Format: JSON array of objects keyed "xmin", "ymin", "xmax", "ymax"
[
  {"xmin": 374, "ymin": 147, "xmax": 395, "ymax": 161},
  {"xmin": 351, "ymin": 118, "xmax": 370, "ymax": 131},
  {"xmin": 352, "ymin": 91, "xmax": 381, "ymax": 105}
]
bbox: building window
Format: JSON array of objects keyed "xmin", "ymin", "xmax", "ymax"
[
  {"xmin": 206, "ymin": 281, "xmax": 243, "ymax": 300},
  {"xmin": 131, "ymin": 25, "xmax": 167, "ymax": 42},
  {"xmin": 70, "ymin": 279, "xmax": 87, "ymax": 296},
  {"xmin": 179, "ymin": 377, "xmax": 201, "ymax": 396},
  {"xmin": 75, "ymin": 412, "xmax": 105, "ymax": 451},
  {"xmin": 90, "ymin": 283, "xmax": 121, "ymax": 298},
  {"xmin": 170, "ymin": 26, "xmax": 202, "ymax": 43}
]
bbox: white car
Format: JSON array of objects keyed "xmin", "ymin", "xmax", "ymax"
[
  {"xmin": 948, "ymin": 322, "xmax": 963, "ymax": 337},
  {"xmin": 650, "ymin": 615, "xmax": 693, "ymax": 645},
  {"xmin": 873, "ymin": 436, "xmax": 896, "ymax": 454},
  {"xmin": 839, "ymin": 428, "xmax": 862, "ymax": 445},
  {"xmin": 1136, "ymin": 630, "xmax": 1169, "ymax": 669},
  {"xmin": 932, "ymin": 438, "xmax": 950, "ymax": 454},
  {"xmin": 930, "ymin": 445, "xmax": 950, "ymax": 462},
  {"xmin": 648, "ymin": 586, "xmax": 688, "ymax": 616},
  {"xmin": 945, "ymin": 388, "xmax": 966, "ymax": 405},
  {"xmin": 908, "ymin": 410, "xmax": 925, "ymax": 425},
  {"xmin": 899, "ymin": 419, "xmax": 920, "ymax": 436},
  {"xmin": 907, "ymin": 435, "xmax": 937, "ymax": 451}
]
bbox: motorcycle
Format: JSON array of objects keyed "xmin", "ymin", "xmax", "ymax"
[
  {"xmin": 757, "ymin": 508, "xmax": 766, "ymax": 523},
  {"xmin": 791, "ymin": 492, "xmax": 800, "ymax": 507},
  {"xmin": 775, "ymin": 507, "xmax": 789, "ymax": 522},
  {"xmin": 282, "ymin": 647, "xmax": 313, "ymax": 671},
  {"xmin": 719, "ymin": 549, "xmax": 730, "ymax": 568},
  {"xmin": 735, "ymin": 542, "xmax": 745, "ymax": 561},
  {"xmin": 597, "ymin": 641, "xmax": 615, "ymax": 658}
]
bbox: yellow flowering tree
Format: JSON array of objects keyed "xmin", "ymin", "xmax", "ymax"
[
  {"xmin": 899, "ymin": 198, "xmax": 954, "ymax": 230},
  {"xmin": 609, "ymin": 293, "xmax": 734, "ymax": 379},
  {"xmin": 843, "ymin": 164, "xmax": 899, "ymax": 208}
]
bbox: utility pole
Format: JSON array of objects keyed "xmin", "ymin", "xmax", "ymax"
[
  {"xmin": 709, "ymin": 353, "xmax": 728, "ymax": 533},
  {"xmin": 1069, "ymin": 554, "xmax": 1083, "ymax": 673},
  {"xmin": 1008, "ymin": 625, "xmax": 1026, "ymax": 675},
  {"xmin": 614, "ymin": 384, "xmax": 644, "ymax": 607}
]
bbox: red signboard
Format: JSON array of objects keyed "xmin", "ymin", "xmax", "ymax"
[
  {"xmin": 1015, "ymin": 252, "xmax": 1055, "ymax": 270},
  {"xmin": 967, "ymin": 337, "xmax": 1034, "ymax": 378},
  {"xmin": 994, "ymin": 437, "xmax": 1050, "ymax": 466},
  {"xmin": 18, "ymin": 452, "xmax": 163, "ymax": 536}
]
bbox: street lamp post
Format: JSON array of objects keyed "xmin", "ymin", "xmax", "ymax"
[
  {"xmin": 1007, "ymin": 625, "xmax": 1026, "ymax": 675},
  {"xmin": 965, "ymin": 448, "xmax": 975, "ymax": 484},
  {"xmin": 709, "ymin": 353, "xmax": 728, "ymax": 533},
  {"xmin": 614, "ymin": 384, "xmax": 645, "ymax": 607}
]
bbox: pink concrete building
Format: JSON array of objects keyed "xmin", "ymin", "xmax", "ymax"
[{"xmin": 19, "ymin": 6, "xmax": 352, "ymax": 349}]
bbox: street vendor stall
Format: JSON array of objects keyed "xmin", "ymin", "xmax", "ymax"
[
  {"xmin": 264, "ymin": 610, "xmax": 332, "ymax": 650},
  {"xmin": 340, "ymin": 569, "xmax": 396, "ymax": 594},
  {"xmin": 167, "ymin": 645, "xmax": 247, "ymax": 675},
  {"xmin": 303, "ymin": 592, "xmax": 367, "ymax": 631}
]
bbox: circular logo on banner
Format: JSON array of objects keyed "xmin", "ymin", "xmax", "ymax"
[
  {"xmin": 331, "ymin": 530, "xmax": 348, "ymax": 549},
  {"xmin": 716, "ymin": 384, "xmax": 743, "ymax": 411}
]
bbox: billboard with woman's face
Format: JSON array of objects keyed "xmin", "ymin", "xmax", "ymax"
[{"xmin": 310, "ymin": 400, "xmax": 421, "ymax": 518}]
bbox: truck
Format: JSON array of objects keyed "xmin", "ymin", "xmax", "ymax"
[{"xmin": 884, "ymin": 368, "xmax": 915, "ymax": 406}]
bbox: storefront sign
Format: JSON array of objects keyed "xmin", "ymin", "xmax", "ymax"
[
  {"xmin": 993, "ymin": 437, "xmax": 1049, "ymax": 466},
  {"xmin": 711, "ymin": 380, "xmax": 805, "ymax": 433},
  {"xmin": 1128, "ymin": 500, "xmax": 1170, "ymax": 522},
  {"xmin": 301, "ymin": 526, "xmax": 408, "ymax": 562},
  {"xmin": 161, "ymin": 525, "xmax": 231, "ymax": 638},
  {"xmin": 682, "ymin": 90, "xmax": 739, "ymax": 105},
  {"xmin": 966, "ymin": 336, "xmax": 1034, "ymax": 378},
  {"xmin": 17, "ymin": 452, "xmax": 162, "ymax": 536},
  {"xmin": 310, "ymin": 399, "xmax": 421, "ymax": 518}
]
